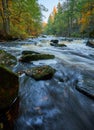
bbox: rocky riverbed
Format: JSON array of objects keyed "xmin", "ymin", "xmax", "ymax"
[{"xmin": 0, "ymin": 36, "xmax": 94, "ymax": 130}]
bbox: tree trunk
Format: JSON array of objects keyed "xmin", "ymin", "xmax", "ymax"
[{"xmin": 2, "ymin": 0, "xmax": 10, "ymax": 37}]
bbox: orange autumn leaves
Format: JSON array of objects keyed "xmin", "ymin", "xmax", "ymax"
[{"xmin": 79, "ymin": 2, "xmax": 94, "ymax": 32}]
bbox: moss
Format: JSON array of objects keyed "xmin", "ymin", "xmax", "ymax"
[
  {"xmin": 0, "ymin": 50, "xmax": 17, "ymax": 68},
  {"xmin": 20, "ymin": 54, "xmax": 55, "ymax": 62},
  {"xmin": 25, "ymin": 65, "xmax": 56, "ymax": 80},
  {"xmin": 57, "ymin": 44, "xmax": 67, "ymax": 47},
  {"xmin": 22, "ymin": 50, "xmax": 40, "ymax": 55},
  {"xmin": 0, "ymin": 66, "xmax": 19, "ymax": 109},
  {"xmin": 50, "ymin": 43, "xmax": 67, "ymax": 47}
]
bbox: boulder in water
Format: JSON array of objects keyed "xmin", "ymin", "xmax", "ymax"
[
  {"xmin": 76, "ymin": 85, "xmax": 94, "ymax": 99},
  {"xmin": 50, "ymin": 40, "xmax": 66, "ymax": 47},
  {"xmin": 19, "ymin": 54, "xmax": 55, "ymax": 62},
  {"xmin": 0, "ymin": 50, "xmax": 17, "ymax": 68},
  {"xmin": 50, "ymin": 42, "xmax": 67, "ymax": 47},
  {"xmin": 0, "ymin": 66, "xmax": 19, "ymax": 111},
  {"xmin": 86, "ymin": 40, "xmax": 94, "ymax": 48},
  {"xmin": 22, "ymin": 50, "xmax": 40, "ymax": 55},
  {"xmin": 50, "ymin": 39, "xmax": 59, "ymax": 44},
  {"xmin": 76, "ymin": 74, "xmax": 94, "ymax": 99},
  {"xmin": 25, "ymin": 65, "xmax": 56, "ymax": 80}
]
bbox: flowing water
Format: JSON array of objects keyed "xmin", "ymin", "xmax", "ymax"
[{"xmin": 0, "ymin": 37, "xmax": 94, "ymax": 130}]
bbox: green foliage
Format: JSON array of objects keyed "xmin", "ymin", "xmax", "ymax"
[
  {"xmin": 43, "ymin": 0, "xmax": 94, "ymax": 38},
  {"xmin": 0, "ymin": 0, "xmax": 42, "ymax": 39}
]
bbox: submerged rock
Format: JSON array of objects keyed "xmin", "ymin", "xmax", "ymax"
[
  {"xmin": 19, "ymin": 54, "xmax": 55, "ymax": 62},
  {"xmin": 86, "ymin": 40, "xmax": 94, "ymax": 48},
  {"xmin": 76, "ymin": 74, "xmax": 94, "ymax": 99},
  {"xmin": 76, "ymin": 85, "xmax": 94, "ymax": 99},
  {"xmin": 0, "ymin": 50, "xmax": 17, "ymax": 68},
  {"xmin": 0, "ymin": 66, "xmax": 19, "ymax": 110},
  {"xmin": 25, "ymin": 65, "xmax": 56, "ymax": 80}
]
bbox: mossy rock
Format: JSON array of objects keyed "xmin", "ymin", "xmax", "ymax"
[
  {"xmin": 0, "ymin": 50, "xmax": 17, "ymax": 68},
  {"xmin": 25, "ymin": 65, "xmax": 56, "ymax": 80},
  {"xmin": 50, "ymin": 43, "xmax": 67, "ymax": 47},
  {"xmin": 57, "ymin": 44, "xmax": 67, "ymax": 47},
  {"xmin": 0, "ymin": 66, "xmax": 19, "ymax": 110},
  {"xmin": 19, "ymin": 54, "xmax": 55, "ymax": 62},
  {"xmin": 22, "ymin": 50, "xmax": 40, "ymax": 55}
]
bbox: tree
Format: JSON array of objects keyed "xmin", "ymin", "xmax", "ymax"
[
  {"xmin": 78, "ymin": 0, "xmax": 94, "ymax": 37},
  {"xmin": 43, "ymin": 0, "xmax": 94, "ymax": 38},
  {"xmin": 0, "ymin": 0, "xmax": 10, "ymax": 36},
  {"xmin": 0, "ymin": 0, "xmax": 42, "ymax": 39}
]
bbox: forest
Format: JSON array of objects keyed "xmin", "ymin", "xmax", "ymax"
[
  {"xmin": 0, "ymin": 0, "xmax": 42, "ymax": 40},
  {"xmin": 43, "ymin": 0, "xmax": 94, "ymax": 38},
  {"xmin": 0, "ymin": 1, "xmax": 94, "ymax": 130},
  {"xmin": 0, "ymin": 0, "xmax": 94, "ymax": 40}
]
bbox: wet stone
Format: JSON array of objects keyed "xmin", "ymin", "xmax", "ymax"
[
  {"xmin": 0, "ymin": 50, "xmax": 17, "ymax": 68},
  {"xmin": 76, "ymin": 85, "xmax": 94, "ymax": 99},
  {"xmin": 0, "ymin": 66, "xmax": 19, "ymax": 111},
  {"xmin": 50, "ymin": 42, "xmax": 67, "ymax": 47},
  {"xmin": 19, "ymin": 54, "xmax": 55, "ymax": 62},
  {"xmin": 86, "ymin": 40, "xmax": 94, "ymax": 48},
  {"xmin": 50, "ymin": 39, "xmax": 59, "ymax": 44},
  {"xmin": 25, "ymin": 65, "xmax": 56, "ymax": 80},
  {"xmin": 76, "ymin": 75, "xmax": 94, "ymax": 99},
  {"xmin": 22, "ymin": 50, "xmax": 40, "ymax": 55}
]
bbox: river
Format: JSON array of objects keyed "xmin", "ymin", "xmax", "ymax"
[{"xmin": 0, "ymin": 37, "xmax": 94, "ymax": 130}]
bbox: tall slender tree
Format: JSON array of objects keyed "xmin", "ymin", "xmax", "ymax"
[{"xmin": 1, "ymin": 0, "xmax": 10, "ymax": 36}]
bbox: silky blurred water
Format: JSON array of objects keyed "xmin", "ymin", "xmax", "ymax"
[{"xmin": 0, "ymin": 37, "xmax": 94, "ymax": 130}]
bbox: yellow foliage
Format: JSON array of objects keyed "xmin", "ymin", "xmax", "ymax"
[
  {"xmin": 79, "ymin": 2, "xmax": 94, "ymax": 32},
  {"xmin": 42, "ymin": 22, "xmax": 47, "ymax": 27},
  {"xmin": 53, "ymin": 6, "xmax": 57, "ymax": 15}
]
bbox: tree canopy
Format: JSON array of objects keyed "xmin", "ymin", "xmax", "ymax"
[
  {"xmin": 43, "ymin": 0, "xmax": 94, "ymax": 38},
  {"xmin": 0, "ymin": 0, "xmax": 42, "ymax": 39},
  {"xmin": 0, "ymin": 0, "xmax": 93, "ymax": 39}
]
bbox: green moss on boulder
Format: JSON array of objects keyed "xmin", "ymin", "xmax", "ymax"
[
  {"xmin": 50, "ymin": 42, "xmax": 67, "ymax": 47},
  {"xmin": 22, "ymin": 50, "xmax": 40, "ymax": 55},
  {"xmin": 25, "ymin": 65, "xmax": 56, "ymax": 80},
  {"xmin": 19, "ymin": 54, "xmax": 55, "ymax": 62},
  {"xmin": 0, "ymin": 66, "xmax": 19, "ymax": 110},
  {"xmin": 0, "ymin": 50, "xmax": 17, "ymax": 68}
]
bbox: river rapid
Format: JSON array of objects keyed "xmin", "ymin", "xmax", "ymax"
[{"xmin": 0, "ymin": 37, "xmax": 94, "ymax": 130}]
